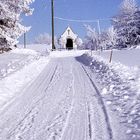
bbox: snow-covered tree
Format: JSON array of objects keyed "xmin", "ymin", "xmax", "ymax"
[
  {"xmin": 121, "ymin": 0, "xmax": 138, "ymax": 14},
  {"xmin": 106, "ymin": 26, "xmax": 118, "ymax": 49},
  {"xmin": 98, "ymin": 26, "xmax": 118, "ymax": 50},
  {"xmin": 105, "ymin": 26, "xmax": 118, "ymax": 62},
  {"xmin": 112, "ymin": 0, "xmax": 140, "ymax": 48},
  {"xmin": 99, "ymin": 31, "xmax": 109, "ymax": 50},
  {"xmin": 58, "ymin": 37, "xmax": 66, "ymax": 47},
  {"xmin": 35, "ymin": 33, "xmax": 51, "ymax": 45},
  {"xmin": 75, "ymin": 37, "xmax": 83, "ymax": 49},
  {"xmin": 132, "ymin": 10, "xmax": 140, "ymax": 46},
  {"xmin": 0, "ymin": 0, "xmax": 34, "ymax": 51},
  {"xmin": 84, "ymin": 25, "xmax": 99, "ymax": 50},
  {"xmin": 35, "ymin": 33, "xmax": 58, "ymax": 45}
]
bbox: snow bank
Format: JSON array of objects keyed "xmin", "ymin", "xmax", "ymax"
[
  {"xmin": 0, "ymin": 48, "xmax": 41, "ymax": 79},
  {"xmin": 85, "ymin": 52, "xmax": 140, "ymax": 139},
  {"xmin": 0, "ymin": 56, "xmax": 50, "ymax": 111},
  {"xmin": 0, "ymin": 47, "xmax": 50, "ymax": 110},
  {"xmin": 137, "ymin": 45, "xmax": 140, "ymax": 49}
]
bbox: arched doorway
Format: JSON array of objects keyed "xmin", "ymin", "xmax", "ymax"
[{"xmin": 66, "ymin": 38, "xmax": 73, "ymax": 50}]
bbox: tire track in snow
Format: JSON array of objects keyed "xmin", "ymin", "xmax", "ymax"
[
  {"xmin": 33, "ymin": 60, "xmax": 75, "ymax": 140},
  {"xmin": 81, "ymin": 65, "xmax": 114, "ymax": 140},
  {"xmin": 87, "ymin": 104, "xmax": 92, "ymax": 139},
  {"xmin": 46, "ymin": 63, "xmax": 75, "ymax": 140},
  {"xmin": 44, "ymin": 65, "xmax": 58, "ymax": 92},
  {"xmin": 58, "ymin": 63, "xmax": 75, "ymax": 140},
  {"xmin": 59, "ymin": 61, "xmax": 94, "ymax": 140}
]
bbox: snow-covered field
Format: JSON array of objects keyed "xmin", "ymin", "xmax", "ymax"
[
  {"xmin": 92, "ymin": 48, "xmax": 140, "ymax": 67},
  {"xmin": 0, "ymin": 45, "xmax": 140, "ymax": 139},
  {"xmin": 0, "ymin": 47, "xmax": 50, "ymax": 111},
  {"xmin": 0, "ymin": 49, "xmax": 40, "ymax": 79}
]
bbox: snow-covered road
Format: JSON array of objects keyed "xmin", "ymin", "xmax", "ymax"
[{"xmin": 0, "ymin": 53, "xmax": 126, "ymax": 140}]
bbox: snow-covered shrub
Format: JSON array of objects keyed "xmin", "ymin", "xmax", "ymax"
[{"xmin": 0, "ymin": 0, "xmax": 34, "ymax": 52}]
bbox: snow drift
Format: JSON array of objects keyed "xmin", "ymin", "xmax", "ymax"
[
  {"xmin": 84, "ymin": 52, "xmax": 140, "ymax": 139},
  {"xmin": 0, "ymin": 48, "xmax": 50, "ymax": 111}
]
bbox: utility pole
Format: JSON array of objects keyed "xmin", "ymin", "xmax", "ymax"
[
  {"xmin": 97, "ymin": 20, "xmax": 102, "ymax": 52},
  {"xmin": 51, "ymin": 0, "xmax": 55, "ymax": 50},
  {"xmin": 97, "ymin": 20, "xmax": 101, "ymax": 35}
]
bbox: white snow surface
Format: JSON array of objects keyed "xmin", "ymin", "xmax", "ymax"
[
  {"xmin": 0, "ymin": 50, "xmax": 126, "ymax": 140},
  {"xmin": 0, "ymin": 48, "xmax": 41, "ymax": 79},
  {"xmin": 92, "ymin": 49, "xmax": 140, "ymax": 67},
  {"xmin": 137, "ymin": 45, "xmax": 140, "ymax": 49},
  {"xmin": 18, "ymin": 44, "xmax": 52, "ymax": 54},
  {"xmin": 0, "ymin": 47, "xmax": 50, "ymax": 111},
  {"xmin": 0, "ymin": 48, "xmax": 140, "ymax": 140},
  {"xmin": 85, "ymin": 49, "xmax": 140, "ymax": 139},
  {"xmin": 50, "ymin": 50, "xmax": 88, "ymax": 58}
]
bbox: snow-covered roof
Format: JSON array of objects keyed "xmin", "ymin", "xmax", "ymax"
[{"xmin": 61, "ymin": 26, "xmax": 78, "ymax": 40}]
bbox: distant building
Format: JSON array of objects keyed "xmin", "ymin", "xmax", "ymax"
[{"xmin": 59, "ymin": 26, "xmax": 82, "ymax": 50}]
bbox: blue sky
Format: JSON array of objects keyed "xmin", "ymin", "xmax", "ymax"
[{"xmin": 20, "ymin": 0, "xmax": 140, "ymax": 44}]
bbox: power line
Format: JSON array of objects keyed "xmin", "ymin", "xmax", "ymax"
[
  {"xmin": 54, "ymin": 16, "xmax": 115, "ymax": 37},
  {"xmin": 54, "ymin": 16, "xmax": 113, "ymax": 23},
  {"xmin": 55, "ymin": 16, "xmax": 98, "ymax": 23}
]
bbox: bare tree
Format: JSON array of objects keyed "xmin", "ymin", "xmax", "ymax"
[{"xmin": 35, "ymin": 33, "xmax": 58, "ymax": 45}]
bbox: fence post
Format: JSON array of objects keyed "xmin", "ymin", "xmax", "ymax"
[
  {"xmin": 109, "ymin": 49, "xmax": 113, "ymax": 63},
  {"xmin": 24, "ymin": 33, "xmax": 26, "ymax": 48}
]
